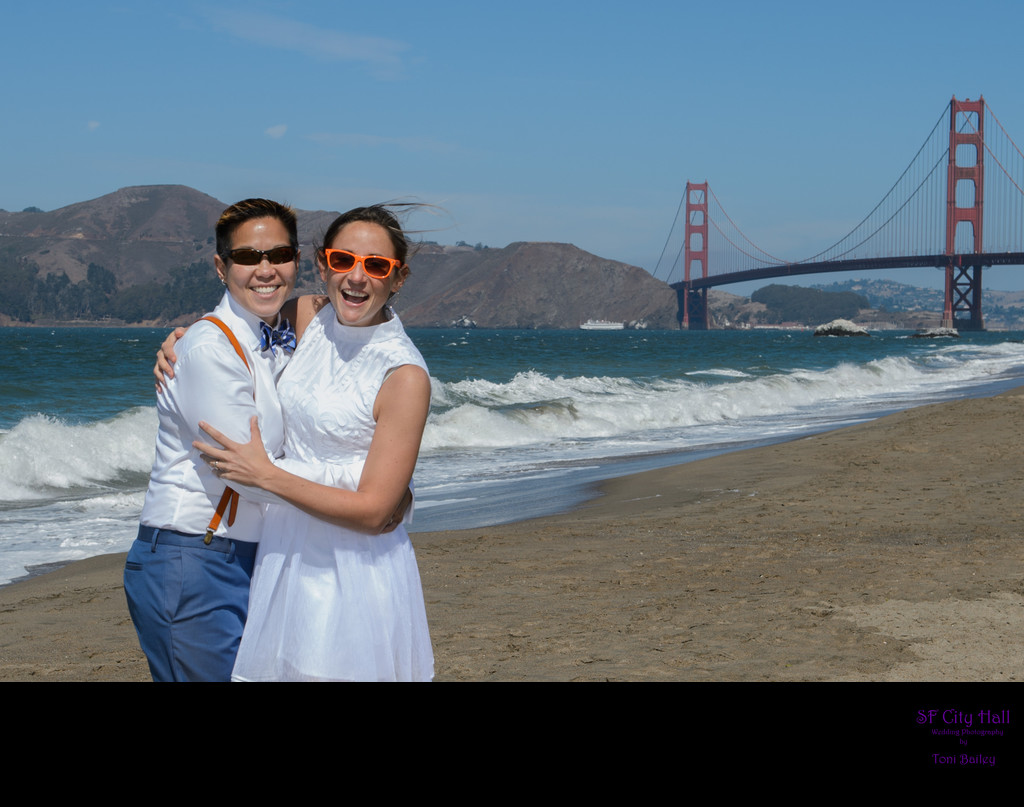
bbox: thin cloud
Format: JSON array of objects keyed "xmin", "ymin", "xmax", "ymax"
[
  {"xmin": 306, "ymin": 132, "xmax": 456, "ymax": 155},
  {"xmin": 87, "ymin": 121, "xmax": 100, "ymax": 131},
  {"xmin": 201, "ymin": 8, "xmax": 408, "ymax": 79},
  {"xmin": 265, "ymin": 124, "xmax": 288, "ymax": 139}
]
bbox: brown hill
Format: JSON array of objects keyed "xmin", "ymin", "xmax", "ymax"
[
  {"xmin": 0, "ymin": 185, "xmax": 338, "ymax": 288},
  {"xmin": 1, "ymin": 185, "xmax": 682, "ymax": 328},
  {"xmin": 396, "ymin": 242, "xmax": 679, "ymax": 329}
]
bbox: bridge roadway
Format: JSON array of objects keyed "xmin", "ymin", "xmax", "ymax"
[{"xmin": 670, "ymin": 253, "xmax": 1024, "ymax": 291}]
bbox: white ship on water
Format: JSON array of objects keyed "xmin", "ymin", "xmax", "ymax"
[{"xmin": 580, "ymin": 319, "xmax": 624, "ymax": 330}]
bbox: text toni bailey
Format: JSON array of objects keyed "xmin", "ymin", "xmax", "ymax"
[{"xmin": 932, "ymin": 754, "xmax": 997, "ymax": 767}]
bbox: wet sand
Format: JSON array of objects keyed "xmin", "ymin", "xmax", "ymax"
[{"xmin": 2, "ymin": 389, "xmax": 1021, "ymax": 681}]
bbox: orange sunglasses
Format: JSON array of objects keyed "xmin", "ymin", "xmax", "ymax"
[{"xmin": 323, "ymin": 249, "xmax": 403, "ymax": 279}]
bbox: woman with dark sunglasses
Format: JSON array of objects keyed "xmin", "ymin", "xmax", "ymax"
[
  {"xmin": 125, "ymin": 198, "xmax": 300, "ymax": 682},
  {"xmin": 195, "ymin": 204, "xmax": 434, "ymax": 681}
]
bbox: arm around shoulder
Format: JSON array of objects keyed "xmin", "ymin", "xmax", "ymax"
[
  {"xmin": 197, "ymin": 363, "xmax": 431, "ymax": 534},
  {"xmin": 291, "ymin": 294, "xmax": 331, "ymax": 342}
]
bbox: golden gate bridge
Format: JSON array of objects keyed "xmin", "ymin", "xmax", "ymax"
[{"xmin": 654, "ymin": 97, "xmax": 1024, "ymax": 330}]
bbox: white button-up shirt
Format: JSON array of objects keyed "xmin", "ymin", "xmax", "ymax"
[{"xmin": 141, "ymin": 292, "xmax": 290, "ymax": 541}]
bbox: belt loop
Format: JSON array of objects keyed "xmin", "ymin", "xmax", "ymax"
[
  {"xmin": 226, "ymin": 540, "xmax": 237, "ymax": 564},
  {"xmin": 149, "ymin": 528, "xmax": 160, "ymax": 553}
]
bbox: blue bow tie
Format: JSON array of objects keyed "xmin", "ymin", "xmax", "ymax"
[{"xmin": 260, "ymin": 320, "xmax": 296, "ymax": 355}]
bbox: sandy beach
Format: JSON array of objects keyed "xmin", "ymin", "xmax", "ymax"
[{"xmin": 1, "ymin": 388, "xmax": 1021, "ymax": 682}]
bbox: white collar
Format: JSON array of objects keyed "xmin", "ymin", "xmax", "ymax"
[{"xmin": 219, "ymin": 292, "xmax": 272, "ymax": 351}]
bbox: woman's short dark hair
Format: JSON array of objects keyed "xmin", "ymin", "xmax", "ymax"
[{"xmin": 216, "ymin": 198, "xmax": 299, "ymax": 260}]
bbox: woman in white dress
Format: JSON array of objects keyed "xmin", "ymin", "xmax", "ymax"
[{"xmin": 195, "ymin": 205, "xmax": 434, "ymax": 681}]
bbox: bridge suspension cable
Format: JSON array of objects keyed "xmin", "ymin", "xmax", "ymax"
[
  {"xmin": 657, "ymin": 98, "xmax": 1024, "ymax": 286},
  {"xmin": 797, "ymin": 106, "xmax": 949, "ymax": 264},
  {"xmin": 965, "ymin": 104, "xmax": 1024, "ymax": 251},
  {"xmin": 707, "ymin": 186, "xmax": 787, "ymax": 265},
  {"xmin": 651, "ymin": 192, "xmax": 687, "ymax": 282}
]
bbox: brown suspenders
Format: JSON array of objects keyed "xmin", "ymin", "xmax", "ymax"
[{"xmin": 197, "ymin": 316, "xmax": 253, "ymax": 545}]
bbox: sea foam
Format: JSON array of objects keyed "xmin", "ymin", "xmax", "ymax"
[{"xmin": 0, "ymin": 408, "xmax": 156, "ymax": 502}]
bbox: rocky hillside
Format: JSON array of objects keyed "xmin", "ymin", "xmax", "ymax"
[
  {"xmin": 0, "ymin": 185, "xmax": 337, "ymax": 289},
  {"xmin": 396, "ymin": 242, "xmax": 678, "ymax": 329},
  {"xmin": 0, "ymin": 185, "xmax": 223, "ymax": 287},
  {"xmin": 0, "ymin": 186, "xmax": 680, "ymax": 328}
]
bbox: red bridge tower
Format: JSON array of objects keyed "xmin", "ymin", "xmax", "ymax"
[
  {"xmin": 681, "ymin": 181, "xmax": 709, "ymax": 329},
  {"xmin": 944, "ymin": 96, "xmax": 986, "ymax": 330}
]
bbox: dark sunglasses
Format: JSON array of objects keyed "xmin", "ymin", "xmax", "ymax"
[
  {"xmin": 227, "ymin": 246, "xmax": 296, "ymax": 265},
  {"xmin": 324, "ymin": 249, "xmax": 402, "ymax": 279}
]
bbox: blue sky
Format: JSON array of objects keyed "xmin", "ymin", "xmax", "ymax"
[{"xmin": 6, "ymin": 0, "xmax": 1024, "ymax": 292}]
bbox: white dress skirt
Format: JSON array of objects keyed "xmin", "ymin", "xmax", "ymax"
[{"xmin": 231, "ymin": 308, "xmax": 434, "ymax": 681}]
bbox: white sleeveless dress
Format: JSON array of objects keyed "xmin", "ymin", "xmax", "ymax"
[{"xmin": 231, "ymin": 307, "xmax": 434, "ymax": 681}]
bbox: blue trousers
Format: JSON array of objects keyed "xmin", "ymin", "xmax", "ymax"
[{"xmin": 124, "ymin": 525, "xmax": 257, "ymax": 682}]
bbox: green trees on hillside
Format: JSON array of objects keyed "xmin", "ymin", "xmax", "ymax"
[
  {"xmin": 1, "ymin": 255, "xmax": 324, "ymax": 324},
  {"xmin": 2, "ymin": 261, "xmax": 223, "ymax": 323},
  {"xmin": 751, "ymin": 284, "xmax": 868, "ymax": 324},
  {"xmin": 6, "ymin": 264, "xmax": 39, "ymax": 322}
]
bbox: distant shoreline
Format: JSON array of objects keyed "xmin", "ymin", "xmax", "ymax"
[
  {"xmin": 1, "ymin": 321, "xmax": 165, "ymax": 328},
  {"xmin": 0, "ymin": 318, "xmax": 186, "ymax": 329},
  {"xmin": 0, "ymin": 319, "xmax": 959, "ymax": 332}
]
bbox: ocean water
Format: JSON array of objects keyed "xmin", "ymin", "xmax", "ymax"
[{"xmin": 2, "ymin": 324, "xmax": 1024, "ymax": 586}]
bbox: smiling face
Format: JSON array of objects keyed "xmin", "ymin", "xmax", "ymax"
[
  {"xmin": 214, "ymin": 217, "xmax": 298, "ymax": 324},
  {"xmin": 318, "ymin": 220, "xmax": 408, "ymax": 327}
]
